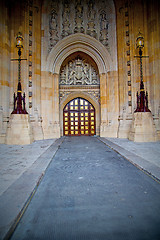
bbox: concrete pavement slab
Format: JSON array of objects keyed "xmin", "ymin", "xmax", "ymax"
[{"xmin": 0, "ymin": 138, "xmax": 64, "ymax": 240}]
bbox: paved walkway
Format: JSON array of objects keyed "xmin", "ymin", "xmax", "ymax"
[
  {"xmin": 99, "ymin": 137, "xmax": 160, "ymax": 181},
  {"xmin": 9, "ymin": 137, "xmax": 160, "ymax": 240},
  {"xmin": 0, "ymin": 138, "xmax": 64, "ymax": 240},
  {"xmin": 0, "ymin": 136, "xmax": 160, "ymax": 239},
  {"xmin": 0, "ymin": 139, "xmax": 57, "ymax": 196}
]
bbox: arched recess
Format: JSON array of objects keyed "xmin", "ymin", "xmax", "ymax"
[
  {"xmin": 46, "ymin": 33, "xmax": 116, "ymax": 75},
  {"xmin": 60, "ymin": 91, "xmax": 100, "ymax": 136}
]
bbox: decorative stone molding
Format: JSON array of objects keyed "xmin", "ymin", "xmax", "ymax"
[{"xmin": 59, "ymin": 89, "xmax": 100, "ymax": 105}]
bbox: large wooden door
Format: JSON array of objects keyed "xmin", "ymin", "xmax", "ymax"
[{"xmin": 63, "ymin": 98, "xmax": 96, "ymax": 136}]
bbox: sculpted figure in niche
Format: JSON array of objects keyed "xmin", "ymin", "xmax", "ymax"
[
  {"xmin": 60, "ymin": 67, "xmax": 66, "ymax": 84},
  {"xmin": 49, "ymin": 10, "xmax": 59, "ymax": 48},
  {"xmin": 76, "ymin": 0, "xmax": 83, "ymax": 17},
  {"xmin": 100, "ymin": 12, "xmax": 108, "ymax": 30},
  {"xmin": 88, "ymin": 1, "xmax": 96, "ymax": 21},
  {"xmin": 83, "ymin": 63, "xmax": 90, "ymax": 84},
  {"xmin": 62, "ymin": 1, "xmax": 71, "ymax": 38},
  {"xmin": 99, "ymin": 11, "xmax": 109, "ymax": 46},
  {"xmin": 92, "ymin": 69, "xmax": 99, "ymax": 84},
  {"xmin": 68, "ymin": 61, "xmax": 75, "ymax": 85},
  {"xmin": 74, "ymin": 0, "xmax": 84, "ymax": 33},
  {"xmin": 50, "ymin": 11, "xmax": 57, "ymax": 30},
  {"xmin": 87, "ymin": 1, "xmax": 96, "ymax": 38}
]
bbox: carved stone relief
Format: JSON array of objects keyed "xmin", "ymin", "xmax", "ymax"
[
  {"xmin": 48, "ymin": 0, "xmax": 115, "ymax": 54},
  {"xmin": 59, "ymin": 57, "xmax": 100, "ymax": 86}
]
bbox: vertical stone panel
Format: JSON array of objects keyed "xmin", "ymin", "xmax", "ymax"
[
  {"xmin": 100, "ymin": 73, "xmax": 108, "ymax": 126},
  {"xmin": 146, "ymin": 0, "xmax": 160, "ymax": 137},
  {"xmin": 0, "ymin": 0, "xmax": 11, "ymax": 142}
]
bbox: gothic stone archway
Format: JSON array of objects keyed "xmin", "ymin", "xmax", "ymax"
[
  {"xmin": 43, "ymin": 12, "xmax": 119, "ymax": 139},
  {"xmin": 59, "ymin": 52, "xmax": 100, "ymax": 136}
]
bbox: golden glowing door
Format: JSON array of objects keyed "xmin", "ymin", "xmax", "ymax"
[{"xmin": 63, "ymin": 98, "xmax": 95, "ymax": 136}]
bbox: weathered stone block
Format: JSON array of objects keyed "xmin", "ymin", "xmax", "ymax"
[
  {"xmin": 129, "ymin": 112, "xmax": 157, "ymax": 142},
  {"xmin": 5, "ymin": 114, "xmax": 34, "ymax": 145}
]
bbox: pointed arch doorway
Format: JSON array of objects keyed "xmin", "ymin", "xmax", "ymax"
[{"xmin": 63, "ymin": 98, "xmax": 96, "ymax": 136}]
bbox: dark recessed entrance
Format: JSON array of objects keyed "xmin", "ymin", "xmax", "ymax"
[{"xmin": 63, "ymin": 98, "xmax": 96, "ymax": 136}]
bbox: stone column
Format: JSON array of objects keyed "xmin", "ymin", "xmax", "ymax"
[{"xmin": 52, "ymin": 73, "xmax": 60, "ymax": 138}]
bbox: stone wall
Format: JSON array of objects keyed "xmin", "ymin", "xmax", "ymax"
[
  {"xmin": 115, "ymin": 0, "xmax": 160, "ymax": 139},
  {"xmin": 0, "ymin": 0, "xmax": 11, "ymax": 143},
  {"xmin": 0, "ymin": 0, "xmax": 160, "ymax": 143}
]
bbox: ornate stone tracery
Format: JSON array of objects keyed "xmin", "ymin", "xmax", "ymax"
[{"xmin": 59, "ymin": 57, "xmax": 100, "ymax": 86}]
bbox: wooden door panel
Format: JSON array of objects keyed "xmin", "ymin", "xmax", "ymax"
[{"xmin": 63, "ymin": 98, "xmax": 95, "ymax": 136}]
